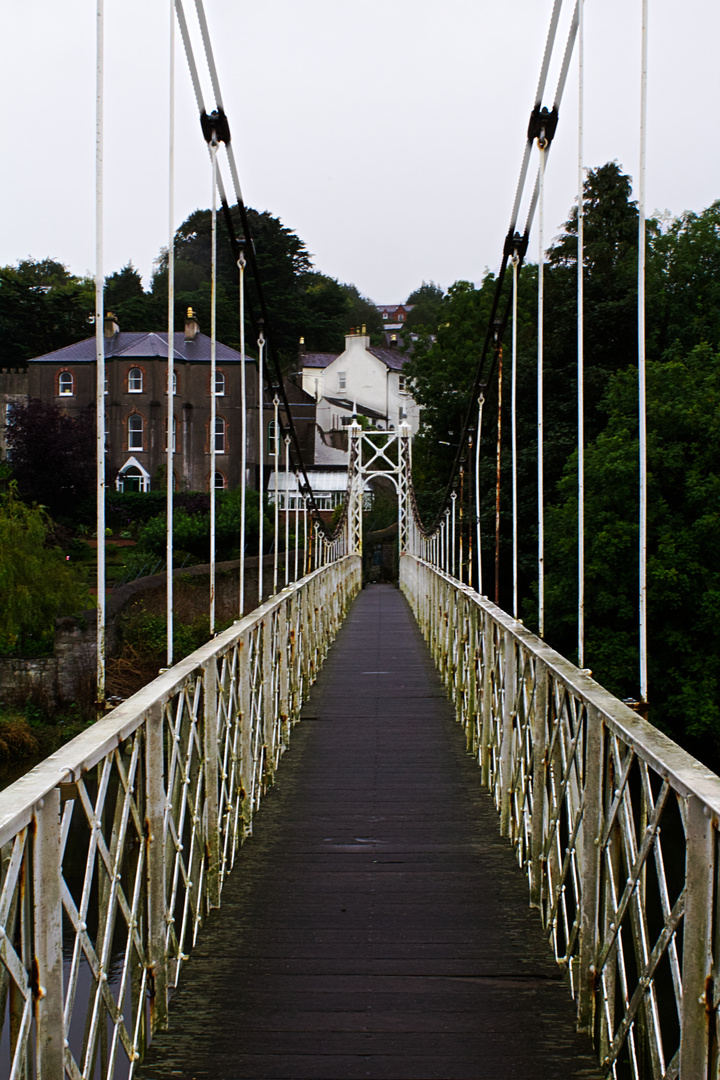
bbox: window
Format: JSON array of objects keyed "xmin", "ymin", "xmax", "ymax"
[
  {"xmin": 382, "ymin": 311, "xmax": 389, "ymax": 320},
  {"xmin": 214, "ymin": 417, "xmax": 226, "ymax": 453},
  {"xmin": 165, "ymin": 415, "xmax": 177, "ymax": 452},
  {"xmin": 215, "ymin": 371, "xmax": 225, "ymax": 396},
  {"xmin": 398, "ymin": 311, "xmax": 404, "ymax": 322},
  {"xmin": 398, "ymin": 374, "xmax": 407, "ymax": 394},
  {"xmin": 166, "ymin": 370, "xmax": 177, "ymax": 395},
  {"xmin": 104, "ymin": 413, "xmax": 110, "ymax": 449},
  {"xmin": 58, "ymin": 371, "xmax": 74, "ymax": 396},
  {"xmin": 128, "ymin": 368, "xmax": 143, "ymax": 393},
  {"xmin": 128, "ymin": 413, "xmax": 143, "ymax": 450},
  {"xmin": 214, "ymin": 471, "xmax": 226, "ymax": 490},
  {"xmin": 105, "ymin": 373, "xmax": 109, "ymax": 396},
  {"xmin": 337, "ymin": 371, "xmax": 346, "ymax": 392},
  {"xmin": 267, "ymin": 418, "xmax": 278, "ymax": 456}
]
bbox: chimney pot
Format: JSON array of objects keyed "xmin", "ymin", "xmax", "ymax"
[
  {"xmin": 185, "ymin": 307, "xmax": 200, "ymax": 341},
  {"xmin": 104, "ymin": 312, "xmax": 119, "ymax": 338}
]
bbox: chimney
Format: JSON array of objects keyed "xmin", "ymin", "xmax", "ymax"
[
  {"xmin": 390, "ymin": 334, "xmax": 397, "ymax": 348},
  {"xmin": 298, "ymin": 335, "xmax": 306, "ymax": 356},
  {"xmin": 104, "ymin": 312, "xmax": 119, "ymax": 338},
  {"xmin": 185, "ymin": 306, "xmax": 200, "ymax": 341}
]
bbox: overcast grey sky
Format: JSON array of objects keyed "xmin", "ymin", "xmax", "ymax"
[{"xmin": 3, "ymin": 0, "xmax": 718, "ymax": 303}]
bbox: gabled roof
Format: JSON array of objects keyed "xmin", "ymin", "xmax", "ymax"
[
  {"xmin": 302, "ymin": 352, "xmax": 338, "ymax": 369},
  {"xmin": 28, "ymin": 331, "xmax": 251, "ymax": 364},
  {"xmin": 368, "ymin": 347, "xmax": 409, "ymax": 372}
]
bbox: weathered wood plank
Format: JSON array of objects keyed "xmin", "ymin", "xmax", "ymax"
[{"xmin": 139, "ymin": 585, "xmax": 601, "ymax": 1080}]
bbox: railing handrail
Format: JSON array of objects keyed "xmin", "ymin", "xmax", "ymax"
[
  {"xmin": 417, "ymin": 556, "xmax": 720, "ymax": 815},
  {"xmin": 0, "ymin": 557, "xmax": 355, "ymax": 850}
]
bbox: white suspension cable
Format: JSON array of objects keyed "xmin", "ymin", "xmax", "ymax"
[
  {"xmin": 294, "ymin": 477, "xmax": 300, "ymax": 581},
  {"xmin": 284, "ymin": 435, "xmax": 290, "ymax": 586},
  {"xmin": 476, "ymin": 393, "xmax": 485, "ymax": 597},
  {"xmin": 511, "ymin": 255, "xmax": 519, "ymax": 618},
  {"xmin": 238, "ymin": 252, "xmax": 246, "ymax": 615},
  {"xmin": 166, "ymin": 0, "xmax": 176, "ymax": 668},
  {"xmin": 537, "ymin": 140, "xmax": 547, "ymax": 639},
  {"xmin": 209, "ymin": 139, "xmax": 218, "ymax": 635},
  {"xmin": 95, "ymin": 0, "xmax": 105, "ymax": 710},
  {"xmin": 302, "ymin": 496, "xmax": 308, "ymax": 576},
  {"xmin": 273, "ymin": 396, "xmax": 280, "ymax": 594},
  {"xmin": 451, "ymin": 492, "xmax": 457, "ymax": 578},
  {"xmin": 173, "ymin": 0, "xmax": 205, "ymax": 114},
  {"xmin": 639, "ymin": 0, "xmax": 649, "ymax": 703},
  {"xmin": 577, "ymin": 0, "xmax": 585, "ymax": 668},
  {"xmin": 257, "ymin": 332, "xmax": 265, "ymax": 605}
]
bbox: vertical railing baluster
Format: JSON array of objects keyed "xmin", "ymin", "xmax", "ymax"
[
  {"xmin": 578, "ymin": 703, "xmax": 603, "ymax": 1033},
  {"xmin": 530, "ymin": 661, "xmax": 548, "ymax": 910},
  {"xmin": 34, "ymin": 789, "xmax": 64, "ymax": 1075},
  {"xmin": 679, "ymin": 795, "xmax": 714, "ymax": 1078},
  {"xmin": 481, "ymin": 612, "xmax": 493, "ymax": 789},
  {"xmin": 500, "ymin": 629, "xmax": 516, "ymax": 835},
  {"xmin": 203, "ymin": 659, "xmax": 220, "ymax": 910},
  {"xmin": 146, "ymin": 700, "xmax": 168, "ymax": 1033}
]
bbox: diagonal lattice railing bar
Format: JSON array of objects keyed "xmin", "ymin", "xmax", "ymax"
[
  {"xmin": 400, "ymin": 553, "xmax": 720, "ymax": 1080},
  {"xmin": 0, "ymin": 555, "xmax": 360, "ymax": 1079}
]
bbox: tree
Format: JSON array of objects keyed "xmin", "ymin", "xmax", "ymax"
[
  {"xmin": 0, "ymin": 259, "xmax": 94, "ymax": 365},
  {"xmin": 0, "ymin": 486, "xmax": 90, "ymax": 654},
  {"xmin": 405, "ymin": 281, "xmax": 444, "ymax": 334},
  {"xmin": 6, "ymin": 400, "xmax": 97, "ymax": 520}
]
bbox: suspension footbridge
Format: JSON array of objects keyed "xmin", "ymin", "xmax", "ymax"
[{"xmin": 1, "ymin": 0, "xmax": 719, "ymax": 1078}]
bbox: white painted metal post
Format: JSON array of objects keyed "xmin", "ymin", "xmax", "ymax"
[
  {"xmin": 95, "ymin": 0, "xmax": 105, "ymax": 709},
  {"xmin": 257, "ymin": 333, "xmax": 265, "ymax": 605},
  {"xmin": 273, "ymin": 396, "xmax": 280, "ymax": 595},
  {"xmin": 476, "ymin": 393, "xmax": 484, "ymax": 596},
  {"xmin": 209, "ymin": 139, "xmax": 218, "ymax": 636},
  {"xmin": 638, "ymin": 0, "xmax": 649, "ymax": 703},
  {"xmin": 166, "ymin": 0, "xmax": 175, "ymax": 667},
  {"xmin": 537, "ymin": 140, "xmax": 547, "ymax": 638},
  {"xmin": 146, "ymin": 701, "xmax": 168, "ymax": 1033},
  {"xmin": 577, "ymin": 0, "xmax": 585, "ymax": 669},
  {"xmin": 34, "ymin": 789, "xmax": 64, "ymax": 1075},
  {"xmin": 294, "ymin": 476, "xmax": 300, "ymax": 581},
  {"xmin": 511, "ymin": 255, "xmax": 519, "ymax": 618},
  {"xmin": 284, "ymin": 435, "xmax": 291, "ymax": 586},
  {"xmin": 238, "ymin": 252, "xmax": 247, "ymax": 615}
]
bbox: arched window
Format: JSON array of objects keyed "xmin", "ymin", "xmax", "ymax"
[
  {"xmin": 214, "ymin": 471, "xmax": 226, "ymax": 490},
  {"xmin": 58, "ymin": 371, "xmax": 74, "ymax": 396},
  {"xmin": 215, "ymin": 370, "xmax": 225, "ymax": 396},
  {"xmin": 267, "ymin": 419, "xmax": 278, "ymax": 456},
  {"xmin": 214, "ymin": 416, "xmax": 226, "ymax": 453},
  {"xmin": 128, "ymin": 413, "xmax": 143, "ymax": 450},
  {"xmin": 128, "ymin": 368, "xmax": 143, "ymax": 393},
  {"xmin": 166, "ymin": 370, "xmax": 177, "ymax": 395},
  {"xmin": 165, "ymin": 415, "xmax": 177, "ymax": 452}
]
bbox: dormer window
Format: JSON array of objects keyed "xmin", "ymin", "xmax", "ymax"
[
  {"xmin": 58, "ymin": 371, "xmax": 74, "ymax": 396},
  {"xmin": 128, "ymin": 368, "xmax": 143, "ymax": 393}
]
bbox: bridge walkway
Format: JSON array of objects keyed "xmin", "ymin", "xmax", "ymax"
[{"xmin": 139, "ymin": 584, "xmax": 601, "ymax": 1080}]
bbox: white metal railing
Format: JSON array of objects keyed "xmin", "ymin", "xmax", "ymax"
[
  {"xmin": 400, "ymin": 553, "xmax": 720, "ymax": 1080},
  {"xmin": 0, "ymin": 555, "xmax": 361, "ymax": 1080}
]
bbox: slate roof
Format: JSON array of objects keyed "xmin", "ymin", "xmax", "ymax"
[
  {"xmin": 368, "ymin": 346, "xmax": 409, "ymax": 372},
  {"xmin": 28, "ymin": 332, "xmax": 250, "ymax": 364},
  {"xmin": 302, "ymin": 352, "xmax": 338, "ymax": 369},
  {"xmin": 324, "ymin": 397, "xmax": 386, "ymax": 422}
]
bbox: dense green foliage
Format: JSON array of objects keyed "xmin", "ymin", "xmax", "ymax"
[
  {"xmin": 406, "ymin": 163, "xmax": 720, "ymax": 767},
  {"xmin": 0, "ymin": 487, "xmax": 90, "ymax": 655},
  {"xmin": 0, "ymin": 259, "xmax": 94, "ymax": 365}
]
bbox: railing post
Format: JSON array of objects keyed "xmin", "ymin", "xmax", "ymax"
[
  {"xmin": 500, "ymin": 628, "xmax": 516, "ymax": 836},
  {"xmin": 577, "ymin": 703, "xmax": 603, "ymax": 1033},
  {"xmin": 238, "ymin": 633, "xmax": 253, "ymax": 833},
  {"xmin": 146, "ymin": 700, "xmax": 168, "ymax": 1033},
  {"xmin": 33, "ymin": 789, "xmax": 64, "ymax": 1076},
  {"xmin": 679, "ymin": 795, "xmax": 714, "ymax": 1079},
  {"xmin": 262, "ymin": 615, "xmax": 274, "ymax": 785},
  {"xmin": 530, "ymin": 661, "xmax": 548, "ymax": 908},
  {"xmin": 481, "ymin": 611, "xmax": 493, "ymax": 788},
  {"xmin": 203, "ymin": 659, "xmax": 220, "ymax": 910},
  {"xmin": 278, "ymin": 599, "xmax": 290, "ymax": 745}
]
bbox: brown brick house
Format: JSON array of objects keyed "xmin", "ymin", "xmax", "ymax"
[{"xmin": 5, "ymin": 311, "xmax": 264, "ymax": 492}]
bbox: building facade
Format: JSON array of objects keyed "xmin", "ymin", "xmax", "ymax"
[{"xmin": 1, "ymin": 311, "xmax": 260, "ymax": 492}]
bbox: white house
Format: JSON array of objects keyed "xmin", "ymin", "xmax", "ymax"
[{"xmin": 300, "ymin": 329, "xmax": 420, "ymax": 436}]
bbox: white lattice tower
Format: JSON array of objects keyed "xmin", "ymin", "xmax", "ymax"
[
  {"xmin": 347, "ymin": 421, "xmax": 364, "ymax": 555},
  {"xmin": 398, "ymin": 421, "xmax": 412, "ymax": 554}
]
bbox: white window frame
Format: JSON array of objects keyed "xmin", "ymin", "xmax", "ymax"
[
  {"xmin": 267, "ymin": 418, "xmax": 278, "ymax": 456},
  {"xmin": 338, "ymin": 371, "xmax": 347, "ymax": 392},
  {"xmin": 58, "ymin": 371, "xmax": 74, "ymax": 396},
  {"xmin": 215, "ymin": 370, "xmax": 225, "ymax": 396},
  {"xmin": 128, "ymin": 413, "xmax": 143, "ymax": 450},
  {"xmin": 214, "ymin": 471, "xmax": 226, "ymax": 490},
  {"xmin": 128, "ymin": 367, "xmax": 143, "ymax": 393},
  {"xmin": 214, "ymin": 416, "xmax": 226, "ymax": 454}
]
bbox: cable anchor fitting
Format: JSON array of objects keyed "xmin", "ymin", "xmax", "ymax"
[
  {"xmin": 200, "ymin": 108, "xmax": 231, "ymax": 146},
  {"xmin": 527, "ymin": 104, "xmax": 558, "ymax": 148},
  {"xmin": 504, "ymin": 231, "xmax": 529, "ymax": 263}
]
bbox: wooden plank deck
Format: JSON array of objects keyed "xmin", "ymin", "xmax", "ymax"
[{"xmin": 139, "ymin": 584, "xmax": 602, "ymax": 1080}]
